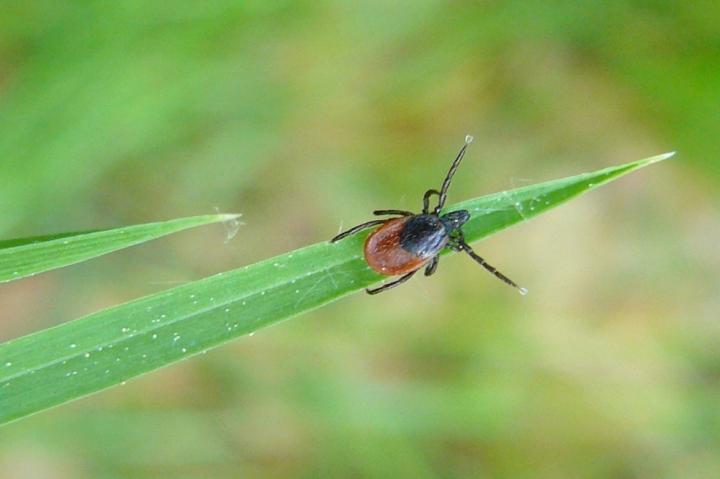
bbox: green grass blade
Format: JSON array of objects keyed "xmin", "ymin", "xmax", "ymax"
[
  {"xmin": 0, "ymin": 215, "xmax": 240, "ymax": 283},
  {"xmin": 0, "ymin": 153, "xmax": 671, "ymax": 425}
]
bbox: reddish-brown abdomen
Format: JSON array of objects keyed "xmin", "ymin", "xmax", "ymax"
[{"xmin": 364, "ymin": 217, "xmax": 429, "ymax": 275}]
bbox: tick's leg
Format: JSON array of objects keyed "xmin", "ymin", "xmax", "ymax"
[
  {"xmin": 373, "ymin": 210, "xmax": 414, "ymax": 216},
  {"xmin": 366, "ymin": 270, "xmax": 418, "ymax": 295},
  {"xmin": 331, "ymin": 220, "xmax": 386, "ymax": 243},
  {"xmin": 422, "ymin": 189, "xmax": 440, "ymax": 214},
  {"xmin": 424, "ymin": 256, "xmax": 439, "ymax": 276},
  {"xmin": 434, "ymin": 135, "xmax": 473, "ymax": 214},
  {"xmin": 450, "ymin": 238, "xmax": 524, "ymax": 292}
]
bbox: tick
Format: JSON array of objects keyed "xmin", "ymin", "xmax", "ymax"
[{"xmin": 331, "ymin": 135, "xmax": 527, "ymax": 295}]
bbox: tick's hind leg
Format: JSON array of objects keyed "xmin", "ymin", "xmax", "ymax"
[
  {"xmin": 450, "ymin": 237, "xmax": 525, "ymax": 293},
  {"xmin": 366, "ymin": 270, "xmax": 418, "ymax": 295},
  {"xmin": 424, "ymin": 256, "xmax": 439, "ymax": 276},
  {"xmin": 331, "ymin": 220, "xmax": 386, "ymax": 243}
]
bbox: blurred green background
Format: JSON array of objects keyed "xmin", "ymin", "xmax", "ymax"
[{"xmin": 1, "ymin": 1, "xmax": 718, "ymax": 478}]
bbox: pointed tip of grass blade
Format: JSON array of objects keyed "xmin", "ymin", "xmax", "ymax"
[
  {"xmin": 647, "ymin": 150, "xmax": 676, "ymax": 163},
  {"xmin": 636, "ymin": 151, "xmax": 676, "ymax": 167},
  {"xmin": 217, "ymin": 213, "xmax": 242, "ymax": 221},
  {"xmin": 613, "ymin": 150, "xmax": 674, "ymax": 178},
  {"xmin": 591, "ymin": 151, "xmax": 674, "ymax": 189}
]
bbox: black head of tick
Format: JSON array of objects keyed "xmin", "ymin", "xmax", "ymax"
[
  {"xmin": 439, "ymin": 209, "xmax": 470, "ymax": 234},
  {"xmin": 331, "ymin": 135, "xmax": 526, "ymax": 296}
]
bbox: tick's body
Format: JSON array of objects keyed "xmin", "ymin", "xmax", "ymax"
[
  {"xmin": 365, "ymin": 215, "xmax": 447, "ymax": 275},
  {"xmin": 331, "ymin": 136, "xmax": 525, "ymax": 295}
]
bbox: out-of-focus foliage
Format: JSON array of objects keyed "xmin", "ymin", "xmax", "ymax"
[{"xmin": 0, "ymin": 1, "xmax": 717, "ymax": 478}]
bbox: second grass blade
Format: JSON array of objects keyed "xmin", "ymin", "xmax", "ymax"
[{"xmin": 0, "ymin": 214, "xmax": 240, "ymax": 283}]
